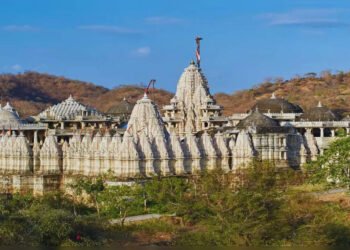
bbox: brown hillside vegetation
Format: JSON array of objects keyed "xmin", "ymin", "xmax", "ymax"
[
  {"xmin": 215, "ymin": 71, "xmax": 350, "ymax": 116},
  {"xmin": 1, "ymin": 70, "xmax": 350, "ymax": 118},
  {"xmin": 0, "ymin": 72, "xmax": 172, "ymax": 117}
]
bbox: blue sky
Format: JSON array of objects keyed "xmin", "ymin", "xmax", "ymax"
[{"xmin": 1, "ymin": 0, "xmax": 350, "ymax": 94}]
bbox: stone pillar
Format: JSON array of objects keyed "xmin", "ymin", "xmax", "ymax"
[
  {"xmin": 306, "ymin": 128, "xmax": 312, "ymax": 135},
  {"xmin": 346, "ymin": 128, "xmax": 350, "ymax": 135},
  {"xmin": 331, "ymin": 129, "xmax": 335, "ymax": 137},
  {"xmin": 320, "ymin": 128, "xmax": 324, "ymax": 138},
  {"xmin": 60, "ymin": 122, "xmax": 65, "ymax": 129}
]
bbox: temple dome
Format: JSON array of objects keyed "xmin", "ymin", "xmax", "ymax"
[
  {"xmin": 252, "ymin": 93, "xmax": 303, "ymax": 113},
  {"xmin": 38, "ymin": 95, "xmax": 103, "ymax": 120},
  {"xmin": 0, "ymin": 103, "xmax": 22, "ymax": 126},
  {"xmin": 236, "ymin": 109, "xmax": 280, "ymax": 129},
  {"xmin": 300, "ymin": 101, "xmax": 340, "ymax": 121},
  {"xmin": 107, "ymin": 98, "xmax": 134, "ymax": 116}
]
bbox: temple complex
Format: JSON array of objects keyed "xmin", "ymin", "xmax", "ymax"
[{"xmin": 0, "ymin": 44, "xmax": 349, "ymax": 194}]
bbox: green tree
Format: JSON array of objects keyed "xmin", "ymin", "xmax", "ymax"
[
  {"xmin": 70, "ymin": 177, "xmax": 105, "ymax": 217},
  {"xmin": 307, "ymin": 136, "xmax": 350, "ymax": 188},
  {"xmin": 99, "ymin": 184, "xmax": 144, "ymax": 226}
]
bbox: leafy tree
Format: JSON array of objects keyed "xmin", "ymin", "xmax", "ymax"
[
  {"xmin": 69, "ymin": 177, "xmax": 105, "ymax": 217},
  {"xmin": 99, "ymin": 184, "xmax": 144, "ymax": 226},
  {"xmin": 307, "ymin": 136, "xmax": 350, "ymax": 188},
  {"xmin": 143, "ymin": 177, "xmax": 189, "ymax": 214}
]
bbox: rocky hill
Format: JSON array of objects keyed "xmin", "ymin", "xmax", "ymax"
[{"xmin": 1, "ymin": 70, "xmax": 350, "ymax": 118}]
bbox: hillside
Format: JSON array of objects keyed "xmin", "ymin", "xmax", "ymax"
[
  {"xmin": 215, "ymin": 71, "xmax": 350, "ymax": 116},
  {"xmin": 1, "ymin": 70, "xmax": 350, "ymax": 118},
  {"xmin": 0, "ymin": 72, "xmax": 173, "ymax": 117}
]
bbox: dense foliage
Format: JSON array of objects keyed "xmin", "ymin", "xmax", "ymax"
[
  {"xmin": 308, "ymin": 136, "xmax": 350, "ymax": 188},
  {"xmin": 1, "ymin": 160, "xmax": 350, "ymax": 246}
]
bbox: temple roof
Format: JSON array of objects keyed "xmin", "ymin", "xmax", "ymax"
[
  {"xmin": 107, "ymin": 98, "xmax": 134, "ymax": 115},
  {"xmin": 0, "ymin": 102, "xmax": 22, "ymax": 126},
  {"xmin": 125, "ymin": 93, "xmax": 168, "ymax": 139},
  {"xmin": 236, "ymin": 109, "xmax": 280, "ymax": 130},
  {"xmin": 174, "ymin": 60, "xmax": 212, "ymax": 107},
  {"xmin": 38, "ymin": 95, "xmax": 104, "ymax": 120},
  {"xmin": 252, "ymin": 93, "xmax": 303, "ymax": 113},
  {"xmin": 300, "ymin": 101, "xmax": 340, "ymax": 121}
]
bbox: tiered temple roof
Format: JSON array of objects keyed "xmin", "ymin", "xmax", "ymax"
[
  {"xmin": 0, "ymin": 102, "xmax": 22, "ymax": 126},
  {"xmin": 38, "ymin": 95, "xmax": 105, "ymax": 121},
  {"xmin": 163, "ymin": 61, "xmax": 225, "ymax": 134}
]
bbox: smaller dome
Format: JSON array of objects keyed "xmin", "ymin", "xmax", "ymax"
[
  {"xmin": 3, "ymin": 102, "xmax": 17, "ymax": 113},
  {"xmin": 107, "ymin": 98, "xmax": 134, "ymax": 116},
  {"xmin": 0, "ymin": 104, "xmax": 22, "ymax": 126},
  {"xmin": 252, "ymin": 93, "xmax": 303, "ymax": 113},
  {"xmin": 300, "ymin": 102, "xmax": 340, "ymax": 121},
  {"xmin": 236, "ymin": 109, "xmax": 280, "ymax": 129}
]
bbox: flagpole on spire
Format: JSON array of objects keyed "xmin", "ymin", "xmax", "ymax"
[{"xmin": 195, "ymin": 36, "xmax": 203, "ymax": 68}]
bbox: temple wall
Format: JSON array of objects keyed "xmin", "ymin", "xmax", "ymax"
[{"xmin": 0, "ymin": 127, "xmax": 318, "ymax": 195}]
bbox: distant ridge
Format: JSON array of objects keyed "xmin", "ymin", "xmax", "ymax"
[
  {"xmin": 1, "ymin": 70, "xmax": 350, "ymax": 117},
  {"xmin": 216, "ymin": 71, "xmax": 350, "ymax": 116},
  {"xmin": 0, "ymin": 71, "xmax": 173, "ymax": 117}
]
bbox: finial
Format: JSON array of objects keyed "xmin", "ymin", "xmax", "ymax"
[
  {"xmin": 271, "ymin": 92, "xmax": 276, "ymax": 99},
  {"xmin": 123, "ymin": 97, "xmax": 126, "ymax": 101},
  {"xmin": 317, "ymin": 101, "xmax": 322, "ymax": 108},
  {"xmin": 195, "ymin": 36, "xmax": 203, "ymax": 68},
  {"xmin": 143, "ymin": 92, "xmax": 148, "ymax": 99},
  {"xmin": 190, "ymin": 60, "xmax": 195, "ymax": 65}
]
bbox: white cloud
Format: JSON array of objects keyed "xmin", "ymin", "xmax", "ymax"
[
  {"xmin": 132, "ymin": 47, "xmax": 151, "ymax": 57},
  {"xmin": 78, "ymin": 25, "xmax": 141, "ymax": 34},
  {"xmin": 2, "ymin": 25, "xmax": 40, "ymax": 32},
  {"xmin": 11, "ymin": 64, "xmax": 22, "ymax": 71},
  {"xmin": 146, "ymin": 16, "xmax": 184, "ymax": 25},
  {"xmin": 260, "ymin": 9, "xmax": 349, "ymax": 28}
]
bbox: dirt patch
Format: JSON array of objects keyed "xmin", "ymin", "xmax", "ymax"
[{"xmin": 317, "ymin": 191, "xmax": 350, "ymax": 209}]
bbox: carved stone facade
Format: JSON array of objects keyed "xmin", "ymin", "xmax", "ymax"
[
  {"xmin": 0, "ymin": 60, "xmax": 349, "ymax": 194},
  {"xmin": 163, "ymin": 61, "xmax": 227, "ymax": 134}
]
